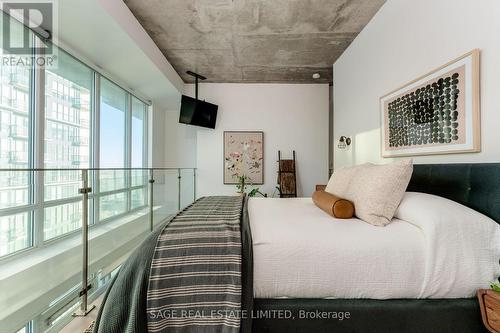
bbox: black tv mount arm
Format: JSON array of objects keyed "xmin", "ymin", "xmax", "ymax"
[{"xmin": 186, "ymin": 71, "xmax": 207, "ymax": 100}]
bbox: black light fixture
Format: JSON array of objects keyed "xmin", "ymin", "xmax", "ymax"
[{"xmin": 338, "ymin": 136, "xmax": 352, "ymax": 150}]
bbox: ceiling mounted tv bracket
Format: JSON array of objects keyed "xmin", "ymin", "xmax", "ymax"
[{"xmin": 186, "ymin": 71, "xmax": 207, "ymax": 100}]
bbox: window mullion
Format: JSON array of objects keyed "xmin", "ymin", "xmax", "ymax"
[
  {"xmin": 92, "ymin": 73, "xmax": 100, "ymax": 225},
  {"xmin": 144, "ymin": 104, "xmax": 149, "ymax": 206},
  {"xmin": 33, "ymin": 36, "xmax": 45, "ymax": 248},
  {"xmin": 126, "ymin": 93, "xmax": 132, "ymax": 212},
  {"xmin": 143, "ymin": 104, "xmax": 148, "ymax": 168}
]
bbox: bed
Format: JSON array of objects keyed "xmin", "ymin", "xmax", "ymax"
[{"xmin": 93, "ymin": 163, "xmax": 500, "ymax": 333}]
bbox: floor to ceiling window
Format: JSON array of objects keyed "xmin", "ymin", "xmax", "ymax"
[
  {"xmin": 0, "ymin": 13, "xmax": 33, "ymax": 256},
  {"xmin": 43, "ymin": 49, "xmax": 93, "ymax": 240},
  {"xmin": 0, "ymin": 9, "xmax": 153, "ymax": 333},
  {"xmin": 131, "ymin": 97, "xmax": 147, "ymax": 209},
  {"xmin": 98, "ymin": 79, "xmax": 148, "ymax": 220},
  {"xmin": 99, "ymin": 78, "xmax": 128, "ymax": 220},
  {"xmin": 0, "ymin": 12, "xmax": 150, "ymax": 257}
]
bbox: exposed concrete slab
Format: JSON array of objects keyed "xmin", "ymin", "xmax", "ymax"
[{"xmin": 124, "ymin": 0, "xmax": 386, "ymax": 83}]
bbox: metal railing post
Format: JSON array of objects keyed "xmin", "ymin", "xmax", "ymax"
[
  {"xmin": 73, "ymin": 169, "xmax": 96, "ymax": 317},
  {"xmin": 149, "ymin": 169, "xmax": 155, "ymax": 232},
  {"xmin": 178, "ymin": 169, "xmax": 182, "ymax": 211}
]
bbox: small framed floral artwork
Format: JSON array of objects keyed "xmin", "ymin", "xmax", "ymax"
[{"xmin": 223, "ymin": 131, "xmax": 264, "ymax": 185}]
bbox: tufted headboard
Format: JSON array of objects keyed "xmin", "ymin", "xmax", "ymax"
[{"xmin": 407, "ymin": 163, "xmax": 500, "ymax": 224}]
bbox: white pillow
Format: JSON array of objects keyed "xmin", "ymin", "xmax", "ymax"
[
  {"xmin": 325, "ymin": 163, "xmax": 370, "ymax": 197},
  {"xmin": 394, "ymin": 192, "xmax": 500, "ymax": 297},
  {"xmin": 326, "ymin": 160, "xmax": 413, "ymax": 226}
]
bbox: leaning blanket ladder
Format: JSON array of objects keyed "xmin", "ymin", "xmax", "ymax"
[{"xmin": 277, "ymin": 150, "xmax": 297, "ymax": 198}]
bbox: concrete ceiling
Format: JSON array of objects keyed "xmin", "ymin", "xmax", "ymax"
[{"xmin": 123, "ymin": 0, "xmax": 386, "ymax": 84}]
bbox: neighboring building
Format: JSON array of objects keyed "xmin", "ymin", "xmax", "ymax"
[
  {"xmin": 0, "ymin": 51, "xmax": 147, "ymax": 256},
  {"xmin": 0, "ymin": 65, "xmax": 31, "ymax": 255},
  {"xmin": 0, "ymin": 63, "xmax": 92, "ymax": 253}
]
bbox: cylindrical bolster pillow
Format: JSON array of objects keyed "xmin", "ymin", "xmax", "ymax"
[{"xmin": 312, "ymin": 190, "xmax": 354, "ymax": 219}]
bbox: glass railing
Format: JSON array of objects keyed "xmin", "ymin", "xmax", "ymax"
[{"xmin": 0, "ymin": 167, "xmax": 196, "ymax": 333}]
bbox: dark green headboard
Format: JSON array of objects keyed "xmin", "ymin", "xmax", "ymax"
[{"xmin": 407, "ymin": 163, "xmax": 500, "ymax": 223}]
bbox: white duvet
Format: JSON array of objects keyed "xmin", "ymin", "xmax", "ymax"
[{"xmin": 249, "ymin": 192, "xmax": 500, "ymax": 299}]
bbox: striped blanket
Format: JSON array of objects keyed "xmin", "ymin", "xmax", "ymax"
[
  {"xmin": 147, "ymin": 196, "xmax": 244, "ymax": 332},
  {"xmin": 93, "ymin": 196, "xmax": 252, "ymax": 333}
]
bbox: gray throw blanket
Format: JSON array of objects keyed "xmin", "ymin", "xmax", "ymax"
[
  {"xmin": 94, "ymin": 196, "xmax": 251, "ymax": 333},
  {"xmin": 147, "ymin": 196, "xmax": 243, "ymax": 332}
]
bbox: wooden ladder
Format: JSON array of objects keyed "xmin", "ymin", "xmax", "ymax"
[{"xmin": 277, "ymin": 151, "xmax": 297, "ymax": 198}]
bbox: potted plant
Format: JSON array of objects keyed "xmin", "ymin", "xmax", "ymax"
[
  {"xmin": 235, "ymin": 177, "xmax": 269, "ymax": 197},
  {"xmin": 477, "ymin": 281, "xmax": 500, "ymax": 332},
  {"xmin": 235, "ymin": 175, "xmax": 250, "ymax": 196},
  {"xmin": 248, "ymin": 187, "xmax": 267, "ymax": 197},
  {"xmin": 272, "ymin": 185, "xmax": 281, "ymax": 198}
]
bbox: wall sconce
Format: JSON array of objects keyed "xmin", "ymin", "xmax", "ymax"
[{"xmin": 338, "ymin": 136, "xmax": 352, "ymax": 150}]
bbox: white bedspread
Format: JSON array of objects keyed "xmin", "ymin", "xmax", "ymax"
[{"xmin": 249, "ymin": 193, "xmax": 500, "ymax": 299}]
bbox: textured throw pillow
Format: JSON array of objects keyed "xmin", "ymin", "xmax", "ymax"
[
  {"xmin": 344, "ymin": 160, "xmax": 413, "ymax": 226},
  {"xmin": 312, "ymin": 190, "xmax": 354, "ymax": 219},
  {"xmin": 325, "ymin": 163, "xmax": 370, "ymax": 197}
]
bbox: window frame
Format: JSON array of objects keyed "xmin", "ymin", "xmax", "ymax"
[
  {"xmin": 0, "ymin": 19, "xmax": 36, "ymax": 258},
  {"xmin": 94, "ymin": 75, "xmax": 149, "ymax": 224},
  {"xmin": 0, "ymin": 33, "xmax": 151, "ymax": 260}
]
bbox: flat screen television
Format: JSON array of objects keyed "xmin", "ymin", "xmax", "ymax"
[{"xmin": 179, "ymin": 95, "xmax": 218, "ymax": 129}]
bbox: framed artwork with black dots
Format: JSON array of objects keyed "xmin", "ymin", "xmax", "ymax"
[{"xmin": 380, "ymin": 49, "xmax": 480, "ymax": 157}]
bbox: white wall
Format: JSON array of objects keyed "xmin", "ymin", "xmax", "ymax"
[
  {"xmin": 187, "ymin": 83, "xmax": 330, "ymax": 198},
  {"xmin": 149, "ymin": 106, "xmax": 166, "ymax": 167},
  {"xmin": 333, "ymin": 0, "xmax": 500, "ymax": 169},
  {"xmin": 149, "ymin": 108, "xmax": 197, "ymax": 213},
  {"xmin": 164, "ymin": 109, "xmax": 198, "ymax": 168}
]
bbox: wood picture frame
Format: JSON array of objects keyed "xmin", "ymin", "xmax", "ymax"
[
  {"xmin": 380, "ymin": 49, "xmax": 481, "ymax": 158},
  {"xmin": 223, "ymin": 131, "xmax": 264, "ymax": 185}
]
